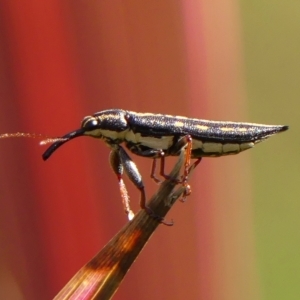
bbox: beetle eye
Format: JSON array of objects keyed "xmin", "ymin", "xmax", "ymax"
[{"xmin": 81, "ymin": 116, "xmax": 98, "ymax": 130}]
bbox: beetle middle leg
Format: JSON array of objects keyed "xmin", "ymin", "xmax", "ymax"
[
  {"xmin": 125, "ymin": 142, "xmax": 166, "ymax": 184},
  {"xmin": 125, "ymin": 137, "xmax": 202, "ymax": 202},
  {"xmin": 151, "ymin": 135, "xmax": 202, "ymax": 201},
  {"xmin": 150, "ymin": 135, "xmax": 194, "ymax": 182}
]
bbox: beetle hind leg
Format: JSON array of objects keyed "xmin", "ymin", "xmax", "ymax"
[{"xmin": 179, "ymin": 157, "xmax": 202, "ymax": 202}]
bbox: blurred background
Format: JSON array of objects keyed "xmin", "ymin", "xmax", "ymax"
[{"xmin": 0, "ymin": 1, "xmax": 298, "ymax": 299}]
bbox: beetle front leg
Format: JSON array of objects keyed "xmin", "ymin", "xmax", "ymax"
[
  {"xmin": 109, "ymin": 149, "xmax": 135, "ymax": 220},
  {"xmin": 116, "ymin": 145, "xmax": 172, "ymax": 225},
  {"xmin": 116, "ymin": 145, "xmax": 146, "ymax": 210}
]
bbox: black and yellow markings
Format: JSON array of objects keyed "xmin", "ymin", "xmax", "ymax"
[{"xmin": 42, "ymin": 109, "xmax": 288, "ymax": 221}]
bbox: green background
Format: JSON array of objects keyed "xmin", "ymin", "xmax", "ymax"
[{"xmin": 241, "ymin": 1, "xmax": 300, "ymax": 299}]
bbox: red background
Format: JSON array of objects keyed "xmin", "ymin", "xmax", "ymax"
[{"xmin": 0, "ymin": 1, "xmax": 257, "ymax": 299}]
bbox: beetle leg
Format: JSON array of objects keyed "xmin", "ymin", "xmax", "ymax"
[
  {"xmin": 116, "ymin": 145, "xmax": 146, "ymax": 210},
  {"xmin": 176, "ymin": 137, "xmax": 203, "ymax": 202},
  {"xmin": 125, "ymin": 142, "xmax": 163, "ymax": 158},
  {"xmin": 125, "ymin": 142, "xmax": 165, "ymax": 184},
  {"xmin": 169, "ymin": 135, "xmax": 203, "ymax": 202},
  {"xmin": 150, "ymin": 150, "xmax": 165, "ymax": 183},
  {"xmin": 125, "ymin": 136, "xmax": 202, "ymax": 203},
  {"xmin": 180, "ymin": 157, "xmax": 202, "ymax": 202},
  {"xmin": 109, "ymin": 149, "xmax": 134, "ymax": 220},
  {"xmin": 148, "ymin": 135, "xmax": 192, "ymax": 182},
  {"xmin": 174, "ymin": 135, "xmax": 193, "ymax": 201},
  {"xmin": 114, "ymin": 145, "xmax": 173, "ymax": 225}
]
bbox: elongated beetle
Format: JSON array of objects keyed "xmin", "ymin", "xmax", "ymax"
[{"xmin": 42, "ymin": 109, "xmax": 288, "ymax": 222}]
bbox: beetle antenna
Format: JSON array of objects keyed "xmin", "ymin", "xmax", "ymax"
[{"xmin": 0, "ymin": 132, "xmax": 66, "ymax": 144}]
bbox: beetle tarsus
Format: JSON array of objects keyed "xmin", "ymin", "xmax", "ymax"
[{"xmin": 144, "ymin": 206, "xmax": 174, "ymax": 226}]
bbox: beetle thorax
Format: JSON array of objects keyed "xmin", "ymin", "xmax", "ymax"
[{"xmin": 82, "ymin": 110, "xmax": 130, "ymax": 143}]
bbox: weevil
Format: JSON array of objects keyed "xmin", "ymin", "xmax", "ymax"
[{"xmin": 42, "ymin": 109, "xmax": 288, "ymax": 222}]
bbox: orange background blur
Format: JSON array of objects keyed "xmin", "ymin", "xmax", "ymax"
[{"xmin": 0, "ymin": 1, "xmax": 297, "ymax": 300}]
